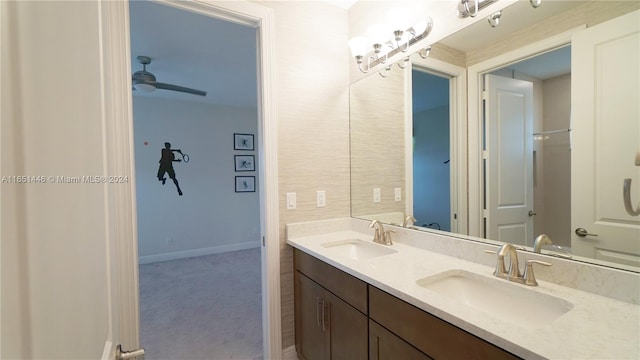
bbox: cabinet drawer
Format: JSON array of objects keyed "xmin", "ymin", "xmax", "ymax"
[
  {"xmin": 370, "ymin": 320, "xmax": 433, "ymax": 360},
  {"xmin": 369, "ymin": 286, "xmax": 521, "ymax": 360},
  {"xmin": 294, "ymin": 249, "xmax": 367, "ymax": 314}
]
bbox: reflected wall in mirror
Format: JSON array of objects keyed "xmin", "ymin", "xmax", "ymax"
[
  {"xmin": 349, "ymin": 0, "xmax": 640, "ymax": 272},
  {"xmin": 350, "ymin": 51, "xmax": 467, "ymax": 232},
  {"xmin": 350, "ymin": 64, "xmax": 406, "ymax": 225}
]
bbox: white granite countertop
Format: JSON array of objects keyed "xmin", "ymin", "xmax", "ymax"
[{"xmin": 287, "ymin": 229, "xmax": 640, "ymax": 359}]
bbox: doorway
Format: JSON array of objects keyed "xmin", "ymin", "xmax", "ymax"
[
  {"xmin": 411, "ymin": 68, "xmax": 451, "ymax": 231},
  {"xmin": 482, "ymin": 46, "xmax": 571, "ymax": 248},
  {"xmin": 129, "ymin": 1, "xmax": 263, "ymax": 358}
]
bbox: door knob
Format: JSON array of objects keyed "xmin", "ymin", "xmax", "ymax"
[
  {"xmin": 575, "ymin": 228, "xmax": 598, "ymax": 237},
  {"xmin": 116, "ymin": 345, "xmax": 145, "ymax": 360},
  {"xmin": 528, "ymin": 211, "xmax": 537, "ymax": 217}
]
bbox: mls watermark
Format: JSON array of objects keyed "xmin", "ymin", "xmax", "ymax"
[{"xmin": 1, "ymin": 175, "xmax": 129, "ymax": 184}]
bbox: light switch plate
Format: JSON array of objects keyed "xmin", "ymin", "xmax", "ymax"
[
  {"xmin": 317, "ymin": 190, "xmax": 326, "ymax": 207},
  {"xmin": 373, "ymin": 188, "xmax": 381, "ymax": 203},
  {"xmin": 394, "ymin": 187, "xmax": 402, "ymax": 201},
  {"xmin": 286, "ymin": 192, "xmax": 296, "ymax": 210}
]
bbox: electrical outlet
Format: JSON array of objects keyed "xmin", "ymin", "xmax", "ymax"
[
  {"xmin": 286, "ymin": 192, "xmax": 296, "ymax": 210},
  {"xmin": 165, "ymin": 237, "xmax": 173, "ymax": 246},
  {"xmin": 373, "ymin": 188, "xmax": 381, "ymax": 203},
  {"xmin": 317, "ymin": 190, "xmax": 326, "ymax": 207}
]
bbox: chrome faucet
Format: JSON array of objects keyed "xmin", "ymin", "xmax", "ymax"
[
  {"xmin": 403, "ymin": 215, "xmax": 417, "ymax": 228},
  {"xmin": 533, "ymin": 234, "xmax": 552, "ymax": 253},
  {"xmin": 370, "ymin": 220, "xmax": 385, "ymax": 245},
  {"xmin": 370, "ymin": 220, "xmax": 393, "ymax": 245},
  {"xmin": 485, "ymin": 243, "xmax": 551, "ymax": 286}
]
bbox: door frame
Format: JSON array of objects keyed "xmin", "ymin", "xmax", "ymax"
[
  {"xmin": 99, "ymin": 0, "xmax": 281, "ymax": 358},
  {"xmin": 406, "ymin": 56, "xmax": 467, "ymax": 234},
  {"xmin": 467, "ymin": 27, "xmax": 584, "ymax": 239}
]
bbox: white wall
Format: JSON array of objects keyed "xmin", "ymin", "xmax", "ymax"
[
  {"xmin": 1, "ymin": 1, "xmax": 110, "ymax": 357},
  {"xmin": 133, "ymin": 97, "xmax": 260, "ymax": 262}
]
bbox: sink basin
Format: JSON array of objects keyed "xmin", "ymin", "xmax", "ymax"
[
  {"xmin": 417, "ymin": 270, "xmax": 574, "ymax": 328},
  {"xmin": 321, "ymin": 239, "xmax": 397, "ymax": 261}
]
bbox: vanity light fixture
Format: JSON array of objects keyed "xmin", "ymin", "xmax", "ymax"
[
  {"xmin": 349, "ymin": 12, "xmax": 433, "ymax": 74},
  {"xmin": 458, "ymin": 0, "xmax": 498, "ymax": 18}
]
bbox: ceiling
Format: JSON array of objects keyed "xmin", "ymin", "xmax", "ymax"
[{"xmin": 129, "ymin": 1, "xmax": 257, "ymax": 107}]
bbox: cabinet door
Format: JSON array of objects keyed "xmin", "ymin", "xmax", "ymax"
[
  {"xmin": 370, "ymin": 320, "xmax": 432, "ymax": 360},
  {"xmin": 295, "ymin": 272, "xmax": 328, "ymax": 360},
  {"xmin": 324, "ymin": 289, "xmax": 368, "ymax": 360}
]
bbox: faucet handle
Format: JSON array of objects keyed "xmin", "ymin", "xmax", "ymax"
[
  {"xmin": 523, "ymin": 259, "xmax": 551, "ymax": 286},
  {"xmin": 484, "ymin": 249, "xmax": 507, "ymax": 276},
  {"xmin": 383, "ymin": 229, "xmax": 395, "ymax": 245}
]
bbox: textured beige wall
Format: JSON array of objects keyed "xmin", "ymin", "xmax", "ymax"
[
  {"xmin": 350, "ymin": 66, "xmax": 406, "ymax": 221},
  {"xmin": 256, "ymin": 1, "xmax": 350, "ymax": 348}
]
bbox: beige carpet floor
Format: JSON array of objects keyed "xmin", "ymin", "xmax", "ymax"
[{"xmin": 139, "ymin": 247, "xmax": 263, "ymax": 360}]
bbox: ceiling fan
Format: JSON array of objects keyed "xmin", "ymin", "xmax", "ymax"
[{"xmin": 132, "ymin": 56, "xmax": 207, "ymax": 97}]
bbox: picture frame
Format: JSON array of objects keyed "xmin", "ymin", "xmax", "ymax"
[
  {"xmin": 234, "ymin": 155, "xmax": 255, "ymax": 172},
  {"xmin": 235, "ymin": 176, "xmax": 256, "ymax": 193},
  {"xmin": 234, "ymin": 133, "xmax": 254, "ymax": 151}
]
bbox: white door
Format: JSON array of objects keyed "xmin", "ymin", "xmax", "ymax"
[
  {"xmin": 2, "ymin": 1, "xmax": 280, "ymax": 359},
  {"xmin": 484, "ymin": 74, "xmax": 534, "ymax": 246},
  {"xmin": 1, "ymin": 1, "xmax": 140, "ymax": 358},
  {"xmin": 571, "ymin": 10, "xmax": 640, "ymax": 267}
]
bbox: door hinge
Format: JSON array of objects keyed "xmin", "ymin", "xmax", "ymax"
[{"xmin": 262, "ymin": 236, "xmax": 265, "ymax": 247}]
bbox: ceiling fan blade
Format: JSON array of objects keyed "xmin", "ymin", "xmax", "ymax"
[{"xmin": 153, "ymin": 82, "xmax": 207, "ymax": 96}]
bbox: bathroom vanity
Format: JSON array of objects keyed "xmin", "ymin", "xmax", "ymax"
[
  {"xmin": 287, "ymin": 218, "xmax": 640, "ymax": 360},
  {"xmin": 294, "ymin": 249, "xmax": 518, "ymax": 359}
]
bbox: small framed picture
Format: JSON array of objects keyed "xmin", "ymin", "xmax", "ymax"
[
  {"xmin": 234, "ymin": 155, "xmax": 255, "ymax": 172},
  {"xmin": 234, "ymin": 133, "xmax": 254, "ymax": 151},
  {"xmin": 235, "ymin": 176, "xmax": 256, "ymax": 192}
]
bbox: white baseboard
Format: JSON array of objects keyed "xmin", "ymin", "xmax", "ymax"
[
  {"xmin": 282, "ymin": 345, "xmax": 298, "ymax": 360},
  {"xmin": 138, "ymin": 241, "xmax": 260, "ymax": 264}
]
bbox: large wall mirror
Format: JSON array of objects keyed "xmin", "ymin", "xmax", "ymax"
[{"xmin": 350, "ymin": 0, "xmax": 640, "ymax": 272}]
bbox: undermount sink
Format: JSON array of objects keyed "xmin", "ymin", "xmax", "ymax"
[
  {"xmin": 321, "ymin": 239, "xmax": 397, "ymax": 261},
  {"xmin": 417, "ymin": 270, "xmax": 574, "ymax": 328}
]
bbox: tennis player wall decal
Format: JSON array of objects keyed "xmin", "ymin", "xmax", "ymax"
[{"xmin": 157, "ymin": 142, "xmax": 189, "ymax": 196}]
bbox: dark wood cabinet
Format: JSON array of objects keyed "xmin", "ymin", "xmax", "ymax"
[
  {"xmin": 293, "ymin": 248, "xmax": 521, "ymax": 360},
  {"xmin": 294, "ymin": 250, "xmax": 368, "ymax": 360},
  {"xmin": 369, "ymin": 320, "xmax": 433, "ymax": 360},
  {"xmin": 295, "ymin": 272, "xmax": 328, "ymax": 360},
  {"xmin": 369, "ymin": 286, "xmax": 520, "ymax": 360}
]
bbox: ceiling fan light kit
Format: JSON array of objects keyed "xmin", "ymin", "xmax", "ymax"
[{"xmin": 131, "ymin": 55, "xmax": 207, "ymax": 97}]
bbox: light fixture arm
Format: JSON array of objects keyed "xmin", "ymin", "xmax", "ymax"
[{"xmin": 458, "ymin": 0, "xmax": 497, "ymax": 18}]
